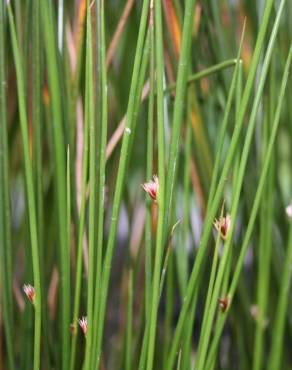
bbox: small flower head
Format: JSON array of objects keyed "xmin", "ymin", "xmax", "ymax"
[
  {"xmin": 78, "ymin": 316, "xmax": 87, "ymax": 337},
  {"xmin": 142, "ymin": 175, "xmax": 159, "ymax": 202},
  {"xmin": 23, "ymin": 284, "xmax": 35, "ymax": 304},
  {"xmin": 286, "ymin": 202, "xmax": 292, "ymax": 218},
  {"xmin": 214, "ymin": 214, "xmax": 231, "ymax": 241},
  {"xmin": 218, "ymin": 295, "xmax": 230, "ymax": 313}
]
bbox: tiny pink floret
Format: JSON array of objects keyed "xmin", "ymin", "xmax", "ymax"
[
  {"xmin": 214, "ymin": 213, "xmax": 231, "ymax": 241},
  {"xmin": 23, "ymin": 284, "xmax": 35, "ymax": 304},
  {"xmin": 142, "ymin": 175, "xmax": 159, "ymax": 202},
  {"xmin": 78, "ymin": 316, "xmax": 87, "ymax": 336}
]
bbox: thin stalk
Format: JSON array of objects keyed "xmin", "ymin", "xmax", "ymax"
[
  {"xmin": 69, "ymin": 87, "xmax": 89, "ymax": 370},
  {"xmin": 32, "ymin": 0, "xmax": 51, "ymax": 367},
  {"xmin": 40, "ymin": 1, "xmax": 70, "ymax": 367},
  {"xmin": 146, "ymin": 0, "xmax": 166, "ymax": 367},
  {"xmin": 167, "ymin": 0, "xmax": 276, "ymax": 365},
  {"xmin": 252, "ymin": 88, "xmax": 274, "ymax": 370},
  {"xmin": 164, "ymin": 0, "xmax": 197, "ymax": 225},
  {"xmin": 176, "ymin": 109, "xmax": 192, "ymax": 299},
  {"xmin": 267, "ymin": 216, "xmax": 292, "ymax": 370},
  {"xmin": 267, "ymin": 51, "xmax": 292, "ymax": 370},
  {"xmin": 207, "ymin": 33, "xmax": 245, "ymax": 214},
  {"xmin": 94, "ymin": 0, "xmax": 150, "ymax": 366},
  {"xmin": 205, "ymin": 45, "xmax": 292, "ymax": 370},
  {"xmin": 92, "ymin": 0, "xmax": 108, "ymax": 367},
  {"xmin": 197, "ymin": 226, "xmax": 221, "ymax": 345},
  {"xmin": 196, "ymin": 3, "xmax": 287, "ymax": 368},
  {"xmin": 162, "ymin": 250, "xmax": 174, "ymax": 367},
  {"xmin": 83, "ymin": 3, "xmax": 95, "ymax": 369},
  {"xmin": 144, "ymin": 3, "xmax": 155, "ymax": 324},
  {"xmin": 125, "ymin": 270, "xmax": 134, "ymax": 370},
  {"xmin": 0, "ymin": 1, "xmax": 14, "ymax": 369},
  {"xmin": 165, "ymin": 59, "xmax": 238, "ymax": 94},
  {"xmin": 7, "ymin": 4, "xmax": 41, "ymax": 370}
]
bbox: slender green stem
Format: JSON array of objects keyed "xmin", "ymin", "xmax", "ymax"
[
  {"xmin": 145, "ymin": 0, "xmax": 166, "ymax": 367},
  {"xmin": 164, "ymin": 0, "xmax": 197, "ymax": 225},
  {"xmin": 176, "ymin": 112, "xmax": 192, "ymax": 299},
  {"xmin": 95, "ymin": 0, "xmax": 150, "ymax": 366},
  {"xmin": 91, "ymin": 0, "xmax": 108, "ymax": 368},
  {"xmin": 125, "ymin": 270, "xmax": 134, "ymax": 370},
  {"xmin": 84, "ymin": 3, "xmax": 95, "ymax": 369},
  {"xmin": 195, "ymin": 3, "xmax": 287, "ymax": 368},
  {"xmin": 145, "ymin": 5, "xmax": 155, "ymax": 325},
  {"xmin": 32, "ymin": 0, "xmax": 51, "ymax": 367},
  {"xmin": 7, "ymin": 4, "xmax": 41, "ymax": 370},
  {"xmin": 0, "ymin": 2, "xmax": 14, "ymax": 368},
  {"xmin": 205, "ymin": 44, "xmax": 292, "ymax": 370},
  {"xmin": 167, "ymin": 0, "xmax": 276, "ymax": 364},
  {"xmin": 252, "ymin": 89, "xmax": 274, "ymax": 370},
  {"xmin": 164, "ymin": 59, "xmax": 238, "ymax": 94},
  {"xmin": 69, "ymin": 83, "xmax": 89, "ymax": 370},
  {"xmin": 40, "ymin": 1, "xmax": 70, "ymax": 367}
]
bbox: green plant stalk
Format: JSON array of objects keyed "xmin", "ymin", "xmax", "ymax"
[
  {"xmin": 125, "ymin": 270, "xmax": 134, "ymax": 370},
  {"xmin": 205, "ymin": 45, "xmax": 292, "ymax": 370},
  {"xmin": 32, "ymin": 0, "xmax": 51, "ymax": 367},
  {"xmin": 127, "ymin": 29, "xmax": 151, "ymax": 159},
  {"xmin": 0, "ymin": 0, "xmax": 13, "ymax": 306},
  {"xmin": 176, "ymin": 115, "xmax": 192, "ymax": 299},
  {"xmin": 7, "ymin": 4, "xmax": 41, "ymax": 370},
  {"xmin": 207, "ymin": 33, "xmax": 245, "ymax": 214},
  {"xmin": 40, "ymin": 1, "xmax": 70, "ymax": 367},
  {"xmin": 94, "ymin": 0, "xmax": 150, "ymax": 365},
  {"xmin": 268, "ymin": 216, "xmax": 292, "ymax": 370},
  {"xmin": 69, "ymin": 85, "xmax": 89, "ymax": 370},
  {"xmin": 146, "ymin": 0, "xmax": 166, "ymax": 367},
  {"xmin": 167, "ymin": 0, "xmax": 275, "ymax": 365},
  {"xmin": 219, "ymin": 61, "xmax": 243, "ymax": 299},
  {"xmin": 208, "ymin": 61, "xmax": 243, "ymax": 369},
  {"xmin": 195, "ymin": 3, "xmax": 287, "ymax": 368},
  {"xmin": 145, "ymin": 8, "xmax": 155, "ymax": 325},
  {"xmin": 181, "ymin": 288, "xmax": 198, "ymax": 370},
  {"xmin": 83, "ymin": 3, "xmax": 95, "ymax": 369},
  {"xmin": 164, "ymin": 0, "xmax": 197, "ymax": 223},
  {"xmin": 28, "ymin": 1, "xmax": 50, "ymax": 367},
  {"xmin": 67, "ymin": 145, "xmax": 71, "ymax": 326},
  {"xmin": 267, "ymin": 50, "xmax": 292, "ymax": 370},
  {"xmin": 163, "ymin": 250, "xmax": 174, "ymax": 367},
  {"xmin": 120, "ymin": 33, "xmax": 151, "ymax": 370},
  {"xmin": 138, "ymin": 319, "xmax": 150, "ymax": 370},
  {"xmin": 165, "ymin": 59, "xmax": 238, "ymax": 94},
  {"xmin": 252, "ymin": 96, "xmax": 274, "ymax": 370},
  {"xmin": 92, "ymin": 0, "xmax": 108, "ymax": 367},
  {"xmin": 179, "ymin": 97, "xmax": 197, "ymax": 370},
  {"xmin": 197, "ymin": 227, "xmax": 221, "ymax": 349},
  {"xmin": 0, "ymin": 1, "xmax": 14, "ymax": 369}
]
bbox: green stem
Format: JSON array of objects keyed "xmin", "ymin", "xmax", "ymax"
[
  {"xmin": 0, "ymin": 2, "xmax": 14, "ymax": 367},
  {"xmin": 7, "ymin": 4, "xmax": 41, "ymax": 370},
  {"xmin": 205, "ymin": 44, "xmax": 292, "ymax": 370},
  {"xmin": 84, "ymin": 3, "xmax": 95, "ymax": 369},
  {"xmin": 91, "ymin": 1, "xmax": 108, "ymax": 367},
  {"xmin": 145, "ymin": 0, "xmax": 166, "ymax": 367},
  {"xmin": 125, "ymin": 270, "xmax": 134, "ymax": 370},
  {"xmin": 164, "ymin": 0, "xmax": 197, "ymax": 226},
  {"xmin": 145, "ymin": 6, "xmax": 155, "ymax": 325},
  {"xmin": 94, "ymin": 0, "xmax": 150, "ymax": 366},
  {"xmin": 195, "ymin": 3, "xmax": 287, "ymax": 368},
  {"xmin": 40, "ymin": 1, "xmax": 70, "ymax": 367},
  {"xmin": 165, "ymin": 59, "xmax": 238, "ymax": 94}
]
